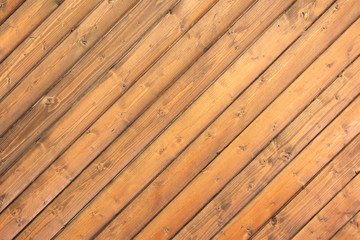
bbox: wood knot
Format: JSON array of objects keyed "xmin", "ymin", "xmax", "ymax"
[
  {"xmin": 270, "ymin": 216, "xmax": 277, "ymax": 226},
  {"xmin": 80, "ymin": 38, "xmax": 87, "ymax": 46},
  {"xmin": 45, "ymin": 97, "xmax": 55, "ymax": 105}
]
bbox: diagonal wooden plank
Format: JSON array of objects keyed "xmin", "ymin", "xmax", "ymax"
[
  {"xmin": 174, "ymin": 58, "xmax": 360, "ymax": 240},
  {"xmin": 0, "ymin": 0, "xmax": 24, "ymax": 25},
  {"xmin": 69, "ymin": 0, "xmax": 353, "ymax": 239},
  {"xmin": 0, "ymin": 0, "xmax": 179, "ymax": 137},
  {"xmin": 0, "ymin": 0, "xmax": 228, "ymax": 219},
  {"xmin": 135, "ymin": 17, "xmax": 360, "ymax": 240},
  {"xmin": 0, "ymin": 0, "xmax": 219, "ymax": 179},
  {"xmin": 0, "ymin": 0, "xmax": 122, "ymax": 102},
  {"xmin": 293, "ymin": 172, "xmax": 360, "ymax": 239},
  {"xmin": 0, "ymin": 0, "xmax": 61, "ymax": 62},
  {"xmin": 0, "ymin": 0, "xmax": 156, "ymax": 175},
  {"xmin": 252, "ymin": 134, "xmax": 360, "ymax": 239},
  {"xmin": 11, "ymin": 0, "xmax": 294, "ymax": 239},
  {"xmin": 212, "ymin": 100, "xmax": 360, "ymax": 240},
  {"xmin": 331, "ymin": 211, "xmax": 360, "ymax": 239},
  {"xmin": 209, "ymin": 26, "xmax": 360, "ymax": 239}
]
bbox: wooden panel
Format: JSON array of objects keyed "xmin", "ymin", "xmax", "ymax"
[
  {"xmin": 0, "ymin": 0, "xmax": 24, "ymax": 24},
  {"xmin": 0, "ymin": 0, "xmax": 359, "ymax": 238},
  {"xmin": 253, "ymin": 134, "xmax": 360, "ymax": 239},
  {"xmin": 0, "ymin": 0, "xmax": 170, "ymax": 173},
  {"xmin": 135, "ymin": 16, "xmax": 360, "ymax": 240},
  {"xmin": 0, "ymin": 0, "xmax": 107, "ymax": 101},
  {"xmin": 293, "ymin": 173, "xmax": 360, "ymax": 239},
  {"xmin": 0, "ymin": 0, "xmax": 60, "ymax": 62},
  {"xmin": 10, "ymin": 0, "xmax": 294, "ymax": 239},
  {"xmin": 86, "ymin": 0, "xmax": 349, "ymax": 238},
  {"xmin": 0, "ymin": 0, "xmax": 173, "ymax": 136},
  {"xmin": 174, "ymin": 56, "xmax": 360, "ymax": 240},
  {"xmin": 332, "ymin": 211, "xmax": 360, "ymax": 239}
]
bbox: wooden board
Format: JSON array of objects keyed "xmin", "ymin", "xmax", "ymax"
[{"xmin": 0, "ymin": 0, "xmax": 359, "ymax": 239}]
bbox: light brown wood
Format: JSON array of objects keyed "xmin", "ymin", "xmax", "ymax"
[
  {"xmin": 293, "ymin": 172, "xmax": 360, "ymax": 240},
  {"xmin": 11, "ymin": 0, "xmax": 294, "ymax": 239},
  {"xmin": 0, "ymin": 0, "xmax": 172, "ymax": 174},
  {"xmin": 0, "ymin": 0, "xmax": 24, "ymax": 24},
  {"xmin": 0, "ymin": 0, "xmax": 228, "ymax": 221},
  {"xmin": 78, "ymin": 0, "xmax": 351, "ymax": 238},
  {"xmin": 332, "ymin": 211, "xmax": 360, "ymax": 239},
  {"xmin": 0, "ymin": 0, "xmax": 162, "ymax": 136},
  {"xmin": 0, "ymin": 0, "xmax": 60, "ymax": 62},
  {"xmin": 174, "ymin": 56, "xmax": 360, "ymax": 240},
  {"xmin": 0, "ymin": 0, "xmax": 106, "ymax": 101},
  {"xmin": 0, "ymin": 0, "xmax": 359, "ymax": 238},
  {"xmin": 135, "ymin": 17, "xmax": 360, "ymax": 240},
  {"xmin": 253, "ymin": 133, "xmax": 360, "ymax": 239}
]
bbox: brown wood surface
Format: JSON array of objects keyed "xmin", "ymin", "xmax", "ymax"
[
  {"xmin": 0, "ymin": 0, "xmax": 24, "ymax": 25},
  {"xmin": 0, "ymin": 0, "xmax": 60, "ymax": 62},
  {"xmin": 0, "ymin": 0, "xmax": 359, "ymax": 239},
  {"xmin": 332, "ymin": 211, "xmax": 360, "ymax": 239},
  {"xmin": 293, "ymin": 172, "xmax": 360, "ymax": 240}
]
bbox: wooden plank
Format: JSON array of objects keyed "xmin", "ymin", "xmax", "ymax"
[
  {"xmin": 331, "ymin": 211, "xmax": 360, "ymax": 239},
  {"xmin": 0, "ymin": 0, "xmax": 61, "ymax": 62},
  {"xmin": 292, "ymin": 174, "xmax": 360, "ymax": 239},
  {"xmin": 0, "ymin": 0, "xmax": 218, "ymax": 176},
  {"xmin": 0, "ymin": 0, "xmax": 226, "ymax": 217},
  {"xmin": 71, "ymin": 0, "xmax": 354, "ymax": 239},
  {"xmin": 172, "ymin": 57, "xmax": 360, "ymax": 239},
  {"xmin": 134, "ymin": 19, "xmax": 360, "ymax": 239},
  {"xmin": 0, "ymin": 0, "xmax": 175, "ymax": 137},
  {"xmin": 211, "ymin": 101, "xmax": 360, "ymax": 240},
  {"xmin": 0, "ymin": 0, "xmax": 112, "ymax": 101},
  {"xmin": 252, "ymin": 135, "xmax": 360, "ymax": 239},
  {"xmin": 0, "ymin": 0, "xmax": 141, "ymax": 174},
  {"xmin": 0, "ymin": 0, "xmax": 24, "ymax": 25},
  {"xmin": 209, "ymin": 25, "xmax": 360, "ymax": 238},
  {"xmin": 11, "ymin": 0, "xmax": 293, "ymax": 239}
]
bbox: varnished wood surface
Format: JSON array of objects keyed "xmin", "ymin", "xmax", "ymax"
[{"xmin": 0, "ymin": 0, "xmax": 359, "ymax": 239}]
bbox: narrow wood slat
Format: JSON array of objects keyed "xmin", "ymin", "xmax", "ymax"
[
  {"xmin": 0, "ymin": 0, "xmax": 24, "ymax": 24},
  {"xmin": 0, "ymin": 0, "xmax": 219, "ymax": 187},
  {"xmin": 210, "ymin": 27, "xmax": 360, "ymax": 240},
  {"xmin": 0, "ymin": 0, "xmax": 171, "ymax": 137},
  {"xmin": 0, "ymin": 0, "xmax": 173, "ymax": 174},
  {"xmin": 212, "ymin": 100, "xmax": 360, "ymax": 240},
  {"xmin": 293, "ymin": 173, "xmax": 360, "ymax": 239},
  {"xmin": 171, "ymin": 58, "xmax": 360, "ymax": 239},
  {"xmin": 331, "ymin": 211, "xmax": 360, "ymax": 239},
  {"xmin": 0, "ymin": 0, "xmax": 61, "ymax": 62},
  {"xmin": 78, "ymin": 0, "xmax": 352, "ymax": 238},
  {"xmin": 12, "ymin": 0, "xmax": 293, "ymax": 239},
  {"xmin": 252, "ymin": 134, "xmax": 360, "ymax": 239},
  {"xmin": 0, "ymin": 0, "xmax": 108, "ymax": 102},
  {"xmin": 135, "ymin": 17, "xmax": 360, "ymax": 240},
  {"xmin": 0, "ymin": 0, "xmax": 226, "ymax": 221}
]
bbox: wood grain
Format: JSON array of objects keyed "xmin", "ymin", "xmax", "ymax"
[
  {"xmin": 0, "ymin": 0, "xmax": 106, "ymax": 101},
  {"xmin": 0, "ymin": 0, "xmax": 158, "ymax": 137},
  {"xmin": 0, "ymin": 0, "xmax": 224, "ymax": 220},
  {"xmin": 293, "ymin": 172, "xmax": 360, "ymax": 240},
  {"xmin": 136, "ymin": 16, "xmax": 360, "ymax": 240},
  {"xmin": 0, "ymin": 0, "xmax": 60, "ymax": 62},
  {"xmin": 0, "ymin": 0, "xmax": 172, "ymax": 174},
  {"xmin": 89, "ymin": 0, "xmax": 352, "ymax": 238},
  {"xmin": 253, "ymin": 133, "xmax": 360, "ymax": 239},
  {"xmin": 332, "ymin": 211, "xmax": 360, "ymax": 239},
  {"xmin": 11, "ymin": 0, "xmax": 293, "ymax": 239},
  {"xmin": 174, "ymin": 56, "xmax": 360, "ymax": 240},
  {"xmin": 211, "ymin": 21, "xmax": 360, "ymax": 237},
  {"xmin": 0, "ymin": 0, "xmax": 24, "ymax": 24}
]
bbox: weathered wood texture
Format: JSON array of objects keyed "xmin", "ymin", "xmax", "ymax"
[{"xmin": 0, "ymin": 0, "xmax": 359, "ymax": 239}]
